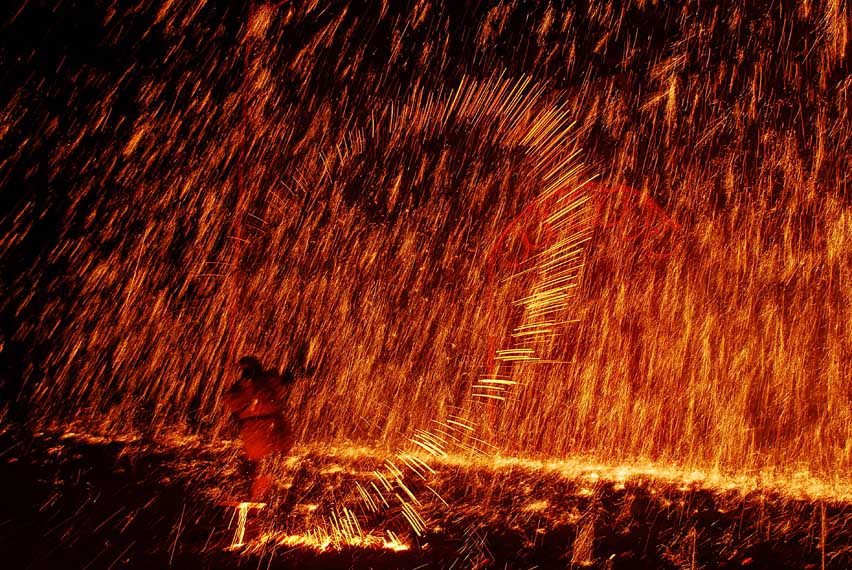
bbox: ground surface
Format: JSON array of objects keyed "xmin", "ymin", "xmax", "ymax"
[{"xmin": 1, "ymin": 427, "xmax": 850, "ymax": 569}]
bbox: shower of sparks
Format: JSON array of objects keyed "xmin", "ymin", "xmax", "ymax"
[{"xmin": 2, "ymin": 0, "xmax": 852, "ymax": 565}]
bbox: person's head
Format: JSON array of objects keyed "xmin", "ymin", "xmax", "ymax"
[{"xmin": 238, "ymin": 355, "xmax": 262, "ymax": 379}]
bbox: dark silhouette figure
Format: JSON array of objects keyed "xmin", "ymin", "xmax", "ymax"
[{"xmin": 224, "ymin": 355, "xmax": 296, "ymax": 500}]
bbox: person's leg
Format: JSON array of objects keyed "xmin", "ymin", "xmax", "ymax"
[
  {"xmin": 246, "ymin": 457, "xmax": 258, "ymax": 484},
  {"xmin": 244, "ymin": 418, "xmax": 290, "ymax": 501},
  {"xmin": 250, "ymin": 457, "xmax": 273, "ymax": 500},
  {"xmin": 239, "ymin": 420, "xmax": 266, "ymax": 500}
]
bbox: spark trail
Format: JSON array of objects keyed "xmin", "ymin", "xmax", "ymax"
[{"xmin": 2, "ymin": 0, "xmax": 851, "ymax": 521}]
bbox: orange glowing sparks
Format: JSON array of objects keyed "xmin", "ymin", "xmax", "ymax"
[
  {"xmin": 4, "ymin": 0, "xmax": 852, "ymax": 563},
  {"xmin": 244, "ymin": 529, "xmax": 410, "ymax": 554}
]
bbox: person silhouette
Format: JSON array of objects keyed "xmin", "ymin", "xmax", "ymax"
[{"xmin": 224, "ymin": 355, "xmax": 295, "ymax": 500}]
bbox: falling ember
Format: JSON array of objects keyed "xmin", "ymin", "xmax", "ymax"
[{"xmin": 3, "ymin": 0, "xmax": 852, "ymax": 567}]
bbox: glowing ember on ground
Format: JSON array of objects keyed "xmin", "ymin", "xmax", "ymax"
[
  {"xmin": 243, "ymin": 528, "xmax": 410, "ymax": 554},
  {"xmin": 5, "ymin": 429, "xmax": 852, "ymax": 568}
]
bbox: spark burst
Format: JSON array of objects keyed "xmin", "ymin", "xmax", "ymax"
[{"xmin": 2, "ymin": 0, "xmax": 852, "ymax": 567}]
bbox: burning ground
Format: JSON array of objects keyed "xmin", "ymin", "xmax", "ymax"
[{"xmin": 3, "ymin": 427, "xmax": 851, "ymax": 569}]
